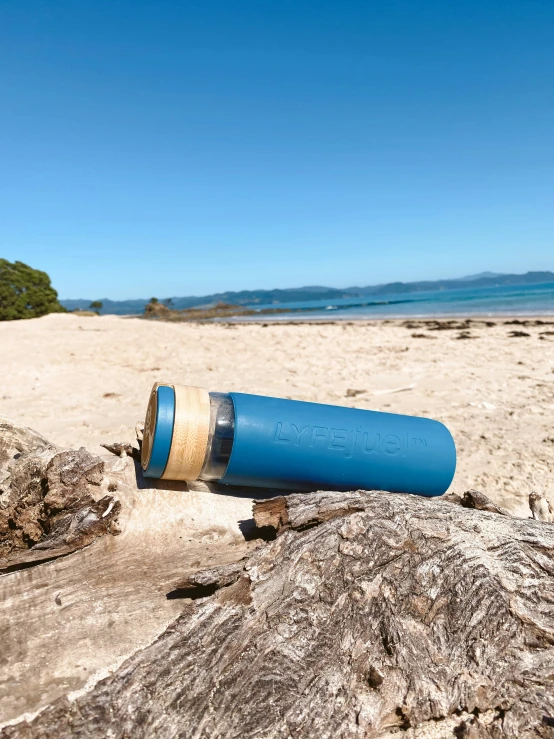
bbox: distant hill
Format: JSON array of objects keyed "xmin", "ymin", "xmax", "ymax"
[
  {"xmin": 60, "ymin": 288, "xmax": 353, "ymax": 315},
  {"xmin": 346, "ymin": 271, "xmax": 554, "ymax": 297},
  {"xmin": 457, "ymin": 271, "xmax": 503, "ymax": 281},
  {"xmin": 61, "ymin": 270, "xmax": 554, "ymax": 315}
]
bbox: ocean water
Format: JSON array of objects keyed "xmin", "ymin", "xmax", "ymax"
[{"xmin": 230, "ymin": 281, "xmax": 554, "ymax": 321}]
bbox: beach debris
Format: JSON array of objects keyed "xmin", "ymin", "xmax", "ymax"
[
  {"xmin": 460, "ymin": 489, "xmax": 510, "ymax": 515},
  {"xmin": 101, "ymin": 441, "xmax": 139, "ymax": 459},
  {"xmin": 371, "ymin": 383, "xmax": 416, "ymax": 396},
  {"xmin": 411, "ymin": 333, "xmax": 436, "ymax": 339},
  {"xmin": 469, "ymin": 401, "xmax": 496, "ymax": 410},
  {"xmin": 456, "ymin": 331, "xmax": 476, "ymax": 339},
  {"xmin": 402, "ymin": 318, "xmax": 496, "ymax": 332},
  {"xmin": 345, "ymin": 388, "xmax": 366, "ymax": 397},
  {"xmin": 529, "ymin": 492, "xmax": 554, "ymax": 522},
  {"xmin": 504, "ymin": 318, "xmax": 554, "ymax": 326},
  {"xmin": 508, "ymin": 330, "xmax": 531, "ymax": 337}
]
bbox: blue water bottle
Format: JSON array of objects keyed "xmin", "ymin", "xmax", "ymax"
[{"xmin": 141, "ymin": 383, "xmax": 456, "ymax": 496}]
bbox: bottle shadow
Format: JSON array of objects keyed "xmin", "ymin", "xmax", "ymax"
[{"xmin": 132, "ymin": 458, "xmax": 299, "ymax": 500}]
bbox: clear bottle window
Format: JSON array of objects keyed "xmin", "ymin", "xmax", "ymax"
[{"xmin": 200, "ymin": 392, "xmax": 235, "ymax": 480}]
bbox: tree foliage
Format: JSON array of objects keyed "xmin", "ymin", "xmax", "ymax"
[
  {"xmin": 144, "ymin": 297, "xmax": 167, "ymax": 318},
  {"xmin": 0, "ymin": 259, "xmax": 66, "ymax": 321},
  {"xmin": 89, "ymin": 301, "xmax": 103, "ymax": 314}
]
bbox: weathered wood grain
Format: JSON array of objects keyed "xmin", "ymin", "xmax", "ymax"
[
  {"xmin": 2, "ymin": 418, "xmax": 554, "ymax": 737},
  {"xmin": 0, "ymin": 417, "xmax": 256, "ymax": 726},
  {"xmin": 0, "ymin": 418, "xmax": 121, "ymax": 570},
  {"xmin": 3, "ymin": 476, "xmax": 554, "ymax": 735}
]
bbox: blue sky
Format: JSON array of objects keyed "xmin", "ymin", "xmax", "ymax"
[{"xmin": 1, "ymin": 0, "xmax": 553, "ymax": 300}]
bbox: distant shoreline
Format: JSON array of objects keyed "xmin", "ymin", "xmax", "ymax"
[
  {"xmin": 60, "ymin": 271, "xmax": 554, "ymax": 316},
  {"xmin": 221, "ymin": 311, "xmax": 554, "ymax": 323},
  {"xmin": 115, "ymin": 312, "xmax": 554, "ymax": 326}
]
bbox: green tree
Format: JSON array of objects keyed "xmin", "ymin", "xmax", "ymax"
[
  {"xmin": 89, "ymin": 300, "xmax": 103, "ymax": 314},
  {"xmin": 144, "ymin": 297, "xmax": 160, "ymax": 317},
  {"xmin": 0, "ymin": 259, "xmax": 66, "ymax": 321}
]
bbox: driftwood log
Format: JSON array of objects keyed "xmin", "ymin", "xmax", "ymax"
[{"xmin": 1, "ymin": 417, "xmax": 554, "ymax": 738}]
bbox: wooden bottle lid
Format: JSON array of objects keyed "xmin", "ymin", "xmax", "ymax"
[{"xmin": 142, "ymin": 383, "xmax": 211, "ymax": 481}]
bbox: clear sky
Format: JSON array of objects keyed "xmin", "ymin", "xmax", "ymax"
[{"xmin": 1, "ymin": 0, "xmax": 553, "ymax": 300}]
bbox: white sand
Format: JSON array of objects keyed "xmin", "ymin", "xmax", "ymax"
[{"xmin": 1, "ymin": 312, "xmax": 553, "ymax": 515}]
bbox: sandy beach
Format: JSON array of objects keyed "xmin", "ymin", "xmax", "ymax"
[{"xmin": 1, "ymin": 312, "xmax": 553, "ymax": 516}]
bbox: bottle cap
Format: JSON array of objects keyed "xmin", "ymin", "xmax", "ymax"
[{"xmin": 142, "ymin": 383, "xmax": 210, "ymax": 480}]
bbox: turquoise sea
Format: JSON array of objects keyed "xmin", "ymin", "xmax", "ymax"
[{"xmin": 231, "ymin": 281, "xmax": 554, "ymax": 321}]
